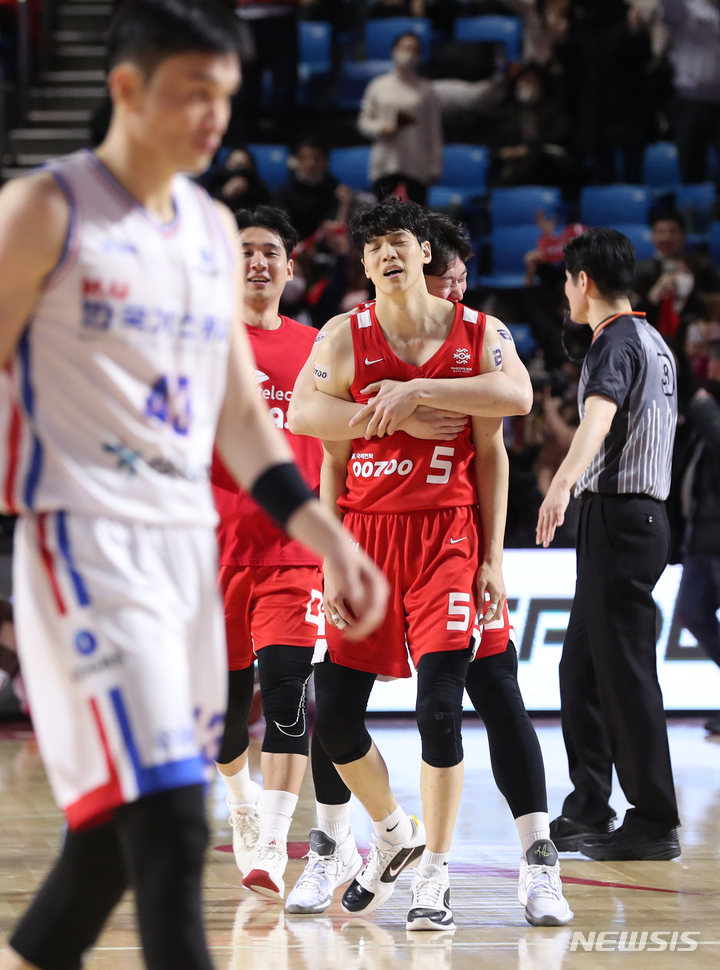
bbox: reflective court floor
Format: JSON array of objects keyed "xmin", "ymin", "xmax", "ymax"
[{"xmin": 1, "ymin": 719, "xmax": 720, "ymax": 969}]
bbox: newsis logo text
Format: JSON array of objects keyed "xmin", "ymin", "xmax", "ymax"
[{"xmin": 569, "ymin": 931, "xmax": 699, "ymax": 952}]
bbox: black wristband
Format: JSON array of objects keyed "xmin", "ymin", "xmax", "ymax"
[{"xmin": 250, "ymin": 462, "xmax": 315, "ymax": 529}]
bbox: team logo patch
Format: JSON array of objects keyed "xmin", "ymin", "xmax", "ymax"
[{"xmin": 454, "ymin": 348, "xmax": 471, "ymax": 366}]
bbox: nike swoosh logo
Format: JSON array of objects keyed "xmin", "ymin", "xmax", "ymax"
[
  {"xmin": 385, "ymin": 848, "xmax": 413, "ymax": 879},
  {"xmin": 449, "ymin": 537, "xmax": 467, "ymax": 544},
  {"xmin": 386, "ymin": 821, "xmax": 400, "ymax": 832},
  {"xmin": 274, "ymin": 675, "xmax": 311, "ymax": 739},
  {"xmin": 365, "ymin": 357, "xmax": 384, "ymax": 365}
]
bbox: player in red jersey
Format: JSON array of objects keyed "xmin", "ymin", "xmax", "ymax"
[
  {"xmin": 286, "ymin": 212, "xmax": 572, "ymax": 927},
  {"xmin": 212, "ymin": 206, "xmax": 334, "ymax": 901},
  {"xmin": 306, "ymin": 204, "xmax": 571, "ymax": 929}
]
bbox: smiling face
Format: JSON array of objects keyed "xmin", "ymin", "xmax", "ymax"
[
  {"xmin": 426, "ymin": 256, "xmax": 467, "ymax": 303},
  {"xmin": 239, "ymin": 226, "xmax": 293, "ymax": 309},
  {"xmin": 362, "ymin": 230, "xmax": 431, "ymax": 295}
]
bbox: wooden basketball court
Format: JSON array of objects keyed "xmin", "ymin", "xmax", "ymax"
[{"xmin": 1, "ymin": 719, "xmax": 718, "ymax": 969}]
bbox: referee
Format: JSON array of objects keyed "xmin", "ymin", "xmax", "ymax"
[{"xmin": 537, "ymin": 227, "xmax": 680, "ymax": 861}]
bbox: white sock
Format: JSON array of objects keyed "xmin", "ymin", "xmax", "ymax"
[
  {"xmin": 218, "ymin": 761, "xmax": 258, "ymax": 810},
  {"xmin": 420, "ymin": 849, "xmax": 450, "ymax": 877},
  {"xmin": 316, "ymin": 800, "xmax": 352, "ymax": 846},
  {"xmin": 372, "ymin": 806, "xmax": 412, "ymax": 846},
  {"xmin": 515, "ymin": 812, "xmax": 551, "ymax": 855},
  {"xmin": 259, "ymin": 790, "xmax": 298, "ymax": 846}
]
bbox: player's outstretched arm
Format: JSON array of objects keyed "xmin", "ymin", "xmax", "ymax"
[
  {"xmin": 472, "ymin": 416, "xmax": 509, "ymax": 627},
  {"xmin": 350, "ymin": 317, "xmax": 533, "ymax": 437},
  {"xmin": 0, "ymin": 174, "xmax": 70, "ymax": 366},
  {"xmin": 289, "ymin": 315, "xmax": 468, "ymax": 442},
  {"xmin": 536, "ymin": 394, "xmax": 617, "ymax": 548}
]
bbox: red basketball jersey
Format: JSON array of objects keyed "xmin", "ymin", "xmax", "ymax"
[
  {"xmin": 338, "ymin": 302, "xmax": 486, "ymax": 515},
  {"xmin": 212, "ymin": 316, "xmax": 322, "ymax": 567}
]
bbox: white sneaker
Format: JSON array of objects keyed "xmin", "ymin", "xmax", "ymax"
[
  {"xmin": 243, "ymin": 839, "xmax": 289, "ymax": 900},
  {"xmin": 286, "ymin": 829, "xmax": 363, "ymax": 914},
  {"xmin": 342, "ymin": 815, "xmax": 426, "ymax": 916},
  {"xmin": 228, "ymin": 782, "xmax": 264, "ymax": 877},
  {"xmin": 518, "ymin": 839, "xmax": 574, "ymax": 926},
  {"xmin": 406, "ymin": 864, "xmax": 456, "ymax": 932}
]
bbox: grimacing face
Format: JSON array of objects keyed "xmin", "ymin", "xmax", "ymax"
[
  {"xmin": 426, "ymin": 256, "xmax": 467, "ymax": 303},
  {"xmin": 362, "ymin": 230, "xmax": 431, "ymax": 294}
]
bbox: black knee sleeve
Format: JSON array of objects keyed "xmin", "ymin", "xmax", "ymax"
[
  {"xmin": 465, "ymin": 641, "xmax": 548, "ymax": 817},
  {"xmin": 115, "ymin": 785, "xmax": 212, "ymax": 970},
  {"xmin": 217, "ymin": 664, "xmax": 255, "ymax": 765},
  {"xmin": 416, "ymin": 649, "xmax": 471, "ymax": 769},
  {"xmin": 11, "ymin": 821, "xmax": 127, "ymax": 970},
  {"xmin": 311, "ymin": 728, "xmax": 351, "ymax": 805},
  {"xmin": 313, "ymin": 659, "xmax": 376, "ymax": 765},
  {"xmin": 257, "ymin": 645, "xmax": 314, "ymax": 756}
]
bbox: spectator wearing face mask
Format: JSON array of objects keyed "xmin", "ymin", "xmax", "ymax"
[
  {"xmin": 634, "ymin": 210, "xmax": 720, "ymax": 338},
  {"xmin": 276, "ymin": 139, "xmax": 348, "ymax": 242},
  {"xmin": 357, "ymin": 32, "xmax": 443, "ymax": 205},
  {"xmin": 492, "ymin": 63, "xmax": 574, "ymax": 190},
  {"xmin": 203, "ymin": 148, "xmax": 271, "ymax": 210}
]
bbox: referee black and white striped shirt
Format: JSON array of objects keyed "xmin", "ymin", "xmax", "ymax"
[{"xmin": 575, "ymin": 312, "xmax": 677, "ymax": 500}]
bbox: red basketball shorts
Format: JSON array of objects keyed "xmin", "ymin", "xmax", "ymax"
[
  {"xmin": 325, "ymin": 507, "xmax": 509, "ymax": 679},
  {"xmin": 219, "ymin": 564, "xmax": 324, "ymax": 670}
]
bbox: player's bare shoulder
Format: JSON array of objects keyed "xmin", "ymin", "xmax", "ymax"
[
  {"xmin": 0, "ymin": 170, "xmax": 71, "ymax": 275},
  {"xmin": 313, "ymin": 318, "xmax": 355, "ymax": 394}
]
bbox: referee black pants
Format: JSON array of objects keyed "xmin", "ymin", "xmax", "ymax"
[{"xmin": 559, "ymin": 493, "xmax": 680, "ymax": 837}]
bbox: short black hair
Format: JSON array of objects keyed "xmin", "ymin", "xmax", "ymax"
[
  {"xmin": 108, "ymin": 0, "xmax": 241, "ymax": 76},
  {"xmin": 392, "ymin": 31, "xmax": 422, "ymax": 52},
  {"xmin": 295, "ymin": 137, "xmax": 329, "ymax": 158},
  {"xmin": 425, "ymin": 213, "xmax": 474, "ymax": 277},
  {"xmin": 235, "ymin": 205, "xmax": 299, "ymax": 257},
  {"xmin": 651, "ymin": 209, "xmax": 686, "ymax": 232},
  {"xmin": 563, "ymin": 227, "xmax": 636, "ymax": 300},
  {"xmin": 348, "ymin": 198, "xmax": 430, "ymax": 255}
]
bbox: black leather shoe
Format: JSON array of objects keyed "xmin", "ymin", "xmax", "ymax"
[
  {"xmin": 578, "ymin": 826, "xmax": 681, "ymax": 861},
  {"xmin": 549, "ymin": 815, "xmax": 616, "ymax": 852},
  {"xmin": 704, "ymin": 713, "xmax": 720, "ymax": 734}
]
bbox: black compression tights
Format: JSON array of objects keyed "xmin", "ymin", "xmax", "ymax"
[
  {"xmin": 466, "ymin": 641, "xmax": 548, "ymax": 817},
  {"xmin": 314, "ymin": 649, "xmax": 472, "ymax": 770},
  {"xmin": 11, "ymin": 785, "xmax": 211, "ymax": 970}
]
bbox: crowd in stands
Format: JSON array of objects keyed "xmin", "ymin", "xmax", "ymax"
[{"xmin": 202, "ymin": 0, "xmax": 720, "ymax": 546}]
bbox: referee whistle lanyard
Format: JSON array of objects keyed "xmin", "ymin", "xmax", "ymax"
[{"xmin": 591, "ymin": 311, "xmax": 646, "ymax": 343}]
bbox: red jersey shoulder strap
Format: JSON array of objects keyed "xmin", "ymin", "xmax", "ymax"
[{"xmin": 457, "ymin": 304, "xmax": 487, "ymax": 370}]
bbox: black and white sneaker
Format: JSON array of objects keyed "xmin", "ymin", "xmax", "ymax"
[
  {"xmin": 406, "ymin": 864, "xmax": 456, "ymax": 932},
  {"xmin": 342, "ymin": 815, "xmax": 426, "ymax": 915}
]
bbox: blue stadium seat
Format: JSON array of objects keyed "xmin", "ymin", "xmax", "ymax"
[
  {"xmin": 643, "ymin": 142, "xmax": 681, "ymax": 188},
  {"xmin": 329, "ymin": 146, "xmax": 372, "ymax": 192},
  {"xmin": 428, "ymin": 186, "xmax": 473, "ymax": 210},
  {"xmin": 479, "ymin": 226, "xmax": 539, "ymax": 289},
  {"xmin": 607, "ymin": 224, "xmax": 654, "ymax": 261},
  {"xmin": 299, "ymin": 21, "xmax": 331, "ymax": 77},
  {"xmin": 246, "ymin": 144, "xmax": 289, "ymax": 190},
  {"xmin": 675, "ymin": 182, "xmax": 716, "ymax": 214},
  {"xmin": 580, "ymin": 185, "xmax": 650, "ymax": 227},
  {"xmin": 711, "ymin": 222, "xmax": 720, "ymax": 264},
  {"xmin": 365, "ymin": 17, "xmax": 432, "ymax": 62},
  {"xmin": 507, "ymin": 324, "xmax": 536, "ymax": 359},
  {"xmin": 453, "ymin": 16, "xmax": 522, "ymax": 62},
  {"xmin": 334, "ymin": 60, "xmax": 392, "ymax": 111},
  {"xmin": 440, "ymin": 144, "xmax": 489, "ymax": 191},
  {"xmin": 490, "ymin": 186, "xmax": 561, "ymax": 227}
]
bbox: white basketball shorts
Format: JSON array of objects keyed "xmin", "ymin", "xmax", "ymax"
[{"xmin": 13, "ymin": 512, "xmax": 227, "ymax": 830}]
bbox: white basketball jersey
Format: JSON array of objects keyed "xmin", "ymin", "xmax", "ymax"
[{"xmin": 0, "ymin": 150, "xmax": 236, "ymax": 525}]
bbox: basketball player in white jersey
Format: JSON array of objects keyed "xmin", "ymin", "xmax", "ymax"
[{"xmin": 0, "ymin": 3, "xmax": 387, "ymax": 970}]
